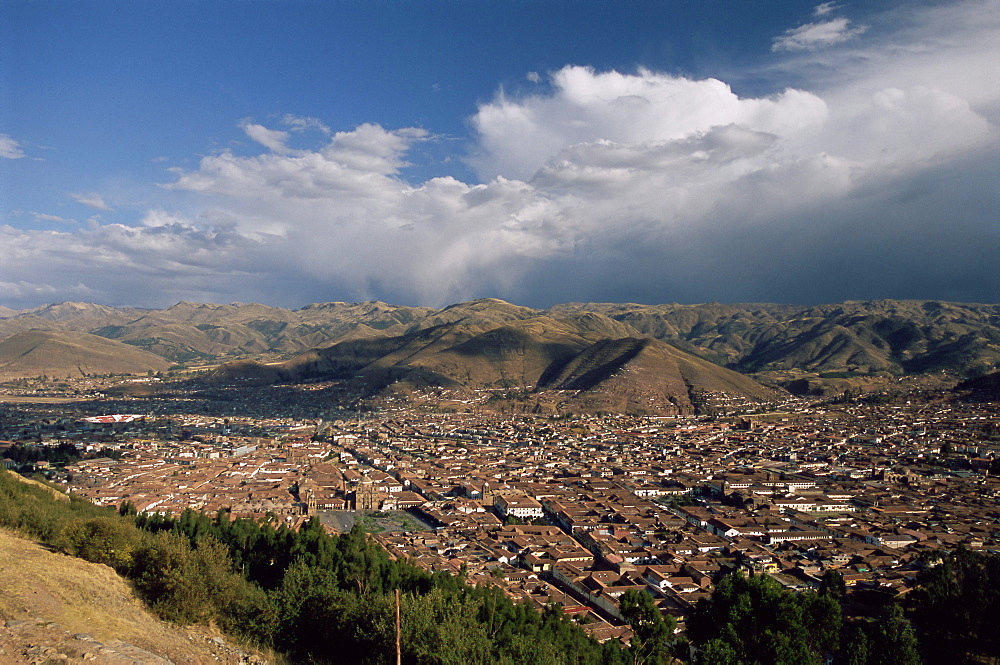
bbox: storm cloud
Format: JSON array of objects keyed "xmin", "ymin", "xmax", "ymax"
[{"xmin": 2, "ymin": 0, "xmax": 997, "ymax": 309}]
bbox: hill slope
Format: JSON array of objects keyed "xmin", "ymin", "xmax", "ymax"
[
  {"xmin": 2, "ymin": 297, "xmax": 998, "ymax": 385},
  {"xmin": 212, "ymin": 306, "xmax": 781, "ymax": 415},
  {"xmin": 0, "ymin": 330, "xmax": 171, "ymax": 379},
  {"xmin": 538, "ymin": 337, "xmax": 778, "ymax": 415},
  {"xmin": 0, "ymin": 527, "xmax": 264, "ymax": 664},
  {"xmin": 553, "ymin": 300, "xmax": 1000, "ymax": 376}
]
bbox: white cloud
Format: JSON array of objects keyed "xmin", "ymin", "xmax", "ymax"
[
  {"xmin": 240, "ymin": 119, "xmax": 292, "ymax": 153},
  {"xmin": 280, "ymin": 114, "xmax": 330, "ymax": 134},
  {"xmin": 70, "ymin": 192, "xmax": 114, "ymax": 211},
  {"xmin": 795, "ymin": 1, "xmax": 1000, "ymax": 114},
  {"xmin": 0, "ymin": 219, "xmax": 264, "ymax": 307},
  {"xmin": 323, "ymin": 123, "xmax": 427, "ymax": 174},
  {"xmin": 813, "ymin": 3, "xmax": 839, "ymax": 18},
  {"xmin": 140, "ymin": 209, "xmax": 196, "ymax": 229},
  {"xmin": 31, "ymin": 212, "xmax": 76, "ymax": 224},
  {"xmin": 152, "ymin": 36, "xmax": 992, "ymax": 307},
  {"xmin": 526, "ymin": 71, "xmax": 541, "ymax": 83},
  {"xmin": 0, "ymin": 279, "xmax": 93, "ymax": 301},
  {"xmin": 163, "ymin": 123, "xmax": 540, "ymax": 303},
  {"xmin": 1, "ymin": 0, "xmax": 996, "ymax": 309},
  {"xmin": 468, "ymin": 66, "xmax": 829, "ymax": 181},
  {"xmin": 0, "ymin": 134, "xmax": 25, "ymax": 159},
  {"xmin": 773, "ymin": 17, "xmax": 867, "ymax": 52}
]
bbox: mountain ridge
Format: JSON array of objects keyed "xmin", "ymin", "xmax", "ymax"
[{"xmin": 1, "ymin": 299, "xmax": 997, "ymax": 406}]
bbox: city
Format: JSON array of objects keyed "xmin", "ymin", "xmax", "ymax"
[{"xmin": 3, "ymin": 376, "xmax": 997, "ymax": 645}]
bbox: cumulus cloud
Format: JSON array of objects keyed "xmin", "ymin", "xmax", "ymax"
[
  {"xmin": 158, "ymin": 38, "xmax": 995, "ymax": 308},
  {"xmin": 162, "ymin": 123, "xmax": 544, "ymax": 303},
  {"xmin": 0, "ymin": 218, "xmax": 267, "ymax": 307},
  {"xmin": 0, "ymin": 134, "xmax": 25, "ymax": 159},
  {"xmin": 796, "ymin": 1, "xmax": 1000, "ymax": 114},
  {"xmin": 773, "ymin": 17, "xmax": 867, "ymax": 52},
  {"xmin": 0, "ymin": 279, "xmax": 94, "ymax": 302},
  {"xmin": 70, "ymin": 192, "xmax": 114, "ymax": 211},
  {"xmin": 1, "ymin": 0, "xmax": 996, "ymax": 309},
  {"xmin": 468, "ymin": 66, "xmax": 829, "ymax": 181}
]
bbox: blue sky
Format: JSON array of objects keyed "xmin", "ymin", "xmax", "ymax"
[{"xmin": 1, "ymin": 0, "xmax": 997, "ymax": 309}]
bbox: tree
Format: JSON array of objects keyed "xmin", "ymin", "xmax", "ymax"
[
  {"xmin": 908, "ymin": 547, "xmax": 1000, "ymax": 663},
  {"xmin": 130, "ymin": 531, "xmax": 240, "ymax": 625},
  {"xmin": 800, "ymin": 590, "xmax": 841, "ymax": 655},
  {"xmin": 698, "ymin": 638, "xmax": 738, "ymax": 665},
  {"xmin": 402, "ymin": 587, "xmax": 493, "ymax": 665},
  {"xmin": 688, "ymin": 572, "xmax": 835, "ymax": 665},
  {"xmin": 620, "ymin": 589, "xmax": 674, "ymax": 665},
  {"xmin": 59, "ymin": 516, "xmax": 143, "ymax": 572},
  {"xmin": 874, "ymin": 604, "xmax": 921, "ymax": 665},
  {"xmin": 819, "ymin": 569, "xmax": 846, "ymax": 600},
  {"xmin": 122, "ymin": 503, "xmax": 623, "ymax": 664},
  {"xmin": 843, "ymin": 625, "xmax": 870, "ymax": 665}
]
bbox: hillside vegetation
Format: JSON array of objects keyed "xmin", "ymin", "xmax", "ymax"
[
  {"xmin": 0, "ymin": 528, "xmax": 261, "ymax": 664},
  {"xmin": 551, "ymin": 300, "xmax": 1000, "ymax": 375},
  {"xmin": 214, "ymin": 315, "xmax": 780, "ymax": 415},
  {"xmin": 0, "ymin": 469, "xmax": 628, "ymax": 664}
]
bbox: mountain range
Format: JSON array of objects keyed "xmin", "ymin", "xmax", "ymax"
[{"xmin": 1, "ymin": 298, "xmax": 997, "ymax": 414}]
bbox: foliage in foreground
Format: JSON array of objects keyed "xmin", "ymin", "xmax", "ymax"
[
  {"xmin": 0, "ymin": 471, "xmax": 625, "ymax": 664},
  {"xmin": 688, "ymin": 571, "xmax": 841, "ymax": 664},
  {"xmin": 906, "ymin": 547, "xmax": 1000, "ymax": 664},
  {"xmin": 685, "ymin": 569, "xmax": 926, "ymax": 665}
]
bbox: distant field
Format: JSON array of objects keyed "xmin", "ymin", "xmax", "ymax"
[{"xmin": 0, "ymin": 394, "xmax": 89, "ymax": 404}]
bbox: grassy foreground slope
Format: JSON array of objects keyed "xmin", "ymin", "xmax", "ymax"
[
  {"xmin": 0, "ymin": 468, "xmax": 627, "ymax": 665},
  {"xmin": 0, "ymin": 528, "xmax": 265, "ymax": 664}
]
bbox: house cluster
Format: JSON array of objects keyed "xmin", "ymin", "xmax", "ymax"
[{"xmin": 2, "ymin": 392, "xmax": 998, "ymax": 639}]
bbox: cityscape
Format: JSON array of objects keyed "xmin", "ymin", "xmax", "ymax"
[
  {"xmin": 3, "ymin": 372, "xmax": 997, "ymax": 648},
  {"xmin": 3, "ymin": 0, "xmax": 997, "ymax": 661}
]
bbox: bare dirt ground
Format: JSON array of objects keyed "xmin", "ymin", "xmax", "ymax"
[
  {"xmin": 0, "ymin": 529, "xmax": 271, "ymax": 665},
  {"xmin": 0, "ymin": 395, "xmax": 89, "ymax": 404}
]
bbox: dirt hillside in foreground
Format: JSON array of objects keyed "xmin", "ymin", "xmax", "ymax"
[{"xmin": 0, "ymin": 528, "xmax": 268, "ymax": 664}]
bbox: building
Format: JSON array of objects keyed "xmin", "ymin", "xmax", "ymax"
[{"xmin": 494, "ymin": 494, "xmax": 544, "ymax": 519}]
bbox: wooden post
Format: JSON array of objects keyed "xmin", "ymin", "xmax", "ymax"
[{"xmin": 395, "ymin": 587, "xmax": 402, "ymax": 665}]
